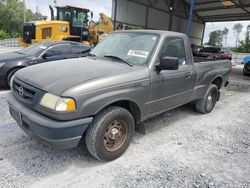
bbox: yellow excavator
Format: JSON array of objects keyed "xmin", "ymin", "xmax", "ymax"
[{"xmin": 19, "ymin": 5, "xmax": 113, "ymax": 46}]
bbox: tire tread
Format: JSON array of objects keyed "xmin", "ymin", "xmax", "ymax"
[
  {"xmin": 85, "ymin": 106, "xmax": 134, "ymax": 161},
  {"xmin": 195, "ymin": 84, "xmax": 218, "ymax": 114}
]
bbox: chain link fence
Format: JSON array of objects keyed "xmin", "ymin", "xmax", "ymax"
[{"xmin": 0, "ymin": 38, "xmax": 20, "ymax": 47}]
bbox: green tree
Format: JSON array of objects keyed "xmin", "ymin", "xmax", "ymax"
[
  {"xmin": 0, "ymin": 29, "xmax": 10, "ymax": 39},
  {"xmin": 233, "ymin": 23, "xmax": 243, "ymax": 47},
  {"xmin": 0, "ymin": 0, "xmax": 41, "ymax": 39},
  {"xmin": 236, "ymin": 25, "xmax": 250, "ymax": 53},
  {"xmin": 34, "ymin": 12, "xmax": 44, "ymax": 20},
  {"xmin": 222, "ymin": 27, "xmax": 229, "ymax": 47},
  {"xmin": 208, "ymin": 30, "xmax": 223, "ymax": 46},
  {"xmin": 245, "ymin": 24, "xmax": 250, "ymax": 42}
]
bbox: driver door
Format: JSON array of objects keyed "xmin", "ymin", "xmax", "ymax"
[
  {"xmin": 147, "ymin": 37, "xmax": 195, "ymax": 115},
  {"xmin": 38, "ymin": 44, "xmax": 69, "ymax": 63}
]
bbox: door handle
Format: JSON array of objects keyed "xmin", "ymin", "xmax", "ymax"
[{"xmin": 185, "ymin": 72, "xmax": 191, "ymax": 78}]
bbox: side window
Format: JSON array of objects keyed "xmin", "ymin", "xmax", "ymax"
[
  {"xmin": 158, "ymin": 37, "xmax": 187, "ymax": 66},
  {"xmin": 71, "ymin": 45, "xmax": 90, "ymax": 54},
  {"xmin": 81, "ymin": 46, "xmax": 90, "ymax": 53},
  {"xmin": 221, "ymin": 48, "xmax": 228, "ymax": 53},
  {"xmin": 71, "ymin": 45, "xmax": 81, "ymax": 54},
  {"xmin": 48, "ymin": 45, "xmax": 68, "ymax": 56}
]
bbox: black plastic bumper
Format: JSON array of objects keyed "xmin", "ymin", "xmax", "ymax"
[
  {"xmin": 7, "ymin": 92, "xmax": 93, "ymax": 149},
  {"xmin": 0, "ymin": 75, "xmax": 7, "ymax": 86},
  {"xmin": 243, "ymin": 66, "xmax": 250, "ymax": 75}
]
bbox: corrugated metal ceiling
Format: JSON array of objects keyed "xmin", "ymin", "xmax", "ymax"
[
  {"xmin": 121, "ymin": 0, "xmax": 250, "ymax": 23},
  {"xmin": 185, "ymin": 0, "xmax": 250, "ymax": 22}
]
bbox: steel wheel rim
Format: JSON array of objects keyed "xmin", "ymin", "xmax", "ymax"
[
  {"xmin": 206, "ymin": 89, "xmax": 217, "ymax": 110},
  {"xmin": 104, "ymin": 120, "xmax": 128, "ymax": 152}
]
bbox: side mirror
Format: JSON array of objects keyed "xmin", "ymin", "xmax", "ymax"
[
  {"xmin": 156, "ymin": 56, "xmax": 179, "ymax": 72},
  {"xmin": 219, "ymin": 51, "xmax": 224, "ymax": 54},
  {"xmin": 42, "ymin": 52, "xmax": 52, "ymax": 59}
]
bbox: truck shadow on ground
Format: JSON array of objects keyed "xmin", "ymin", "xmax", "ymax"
[{"xmin": 2, "ymin": 103, "xmax": 198, "ymax": 180}]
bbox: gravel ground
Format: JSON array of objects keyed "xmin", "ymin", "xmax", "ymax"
[{"xmin": 0, "ymin": 67, "xmax": 249, "ymax": 188}]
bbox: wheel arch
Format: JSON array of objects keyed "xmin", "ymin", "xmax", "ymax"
[
  {"xmin": 95, "ymin": 99, "xmax": 142, "ymax": 124},
  {"xmin": 6, "ymin": 66, "xmax": 26, "ymax": 82},
  {"xmin": 211, "ymin": 76, "xmax": 223, "ymax": 90}
]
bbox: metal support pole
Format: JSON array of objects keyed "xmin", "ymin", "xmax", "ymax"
[
  {"xmin": 187, "ymin": 0, "xmax": 195, "ymax": 36},
  {"xmin": 145, "ymin": 7, "xmax": 149, "ymax": 28},
  {"xmin": 169, "ymin": 14, "xmax": 173, "ymax": 31},
  {"xmin": 113, "ymin": 0, "xmax": 117, "ymax": 31},
  {"xmin": 201, "ymin": 22, "xmax": 206, "ymax": 46}
]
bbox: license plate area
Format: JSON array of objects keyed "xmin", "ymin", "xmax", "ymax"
[{"xmin": 9, "ymin": 106, "xmax": 22, "ymax": 126}]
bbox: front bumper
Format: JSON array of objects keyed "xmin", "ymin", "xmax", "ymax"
[
  {"xmin": 0, "ymin": 74, "xmax": 7, "ymax": 86},
  {"xmin": 243, "ymin": 64, "xmax": 250, "ymax": 75},
  {"xmin": 7, "ymin": 92, "xmax": 93, "ymax": 149}
]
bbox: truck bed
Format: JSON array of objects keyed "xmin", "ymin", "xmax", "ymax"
[{"xmin": 194, "ymin": 57, "xmax": 220, "ymax": 63}]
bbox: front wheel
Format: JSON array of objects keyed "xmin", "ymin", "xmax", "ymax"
[
  {"xmin": 195, "ymin": 84, "xmax": 218, "ymax": 114},
  {"xmin": 7, "ymin": 68, "xmax": 21, "ymax": 87},
  {"xmin": 85, "ymin": 106, "xmax": 135, "ymax": 161}
]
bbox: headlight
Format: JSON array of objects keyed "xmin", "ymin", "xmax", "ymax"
[
  {"xmin": 40, "ymin": 93, "xmax": 76, "ymax": 112},
  {"xmin": 0, "ymin": 63, "xmax": 5, "ymax": 68}
]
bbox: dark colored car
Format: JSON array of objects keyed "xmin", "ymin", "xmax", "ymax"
[
  {"xmin": 0, "ymin": 41, "xmax": 91, "ymax": 87},
  {"xmin": 243, "ymin": 63, "xmax": 250, "ymax": 75},
  {"xmin": 194, "ymin": 47, "xmax": 232, "ymax": 60},
  {"xmin": 242, "ymin": 56, "xmax": 250, "ymax": 76}
]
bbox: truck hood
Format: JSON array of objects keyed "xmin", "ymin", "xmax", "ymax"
[{"xmin": 15, "ymin": 57, "xmax": 133, "ymax": 95}]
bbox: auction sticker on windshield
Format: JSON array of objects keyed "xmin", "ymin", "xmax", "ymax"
[{"xmin": 128, "ymin": 50, "xmax": 149, "ymax": 58}]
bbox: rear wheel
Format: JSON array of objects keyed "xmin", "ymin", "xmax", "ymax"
[
  {"xmin": 195, "ymin": 84, "xmax": 218, "ymax": 114},
  {"xmin": 243, "ymin": 68, "xmax": 247, "ymax": 76},
  {"xmin": 85, "ymin": 106, "xmax": 135, "ymax": 161},
  {"xmin": 243, "ymin": 65, "xmax": 250, "ymax": 76},
  {"xmin": 7, "ymin": 68, "xmax": 21, "ymax": 87}
]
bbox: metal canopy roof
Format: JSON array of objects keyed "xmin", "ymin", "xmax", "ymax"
[{"xmin": 185, "ymin": 0, "xmax": 250, "ymax": 22}]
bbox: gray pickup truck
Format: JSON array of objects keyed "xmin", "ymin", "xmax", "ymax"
[{"xmin": 7, "ymin": 30, "xmax": 232, "ymax": 161}]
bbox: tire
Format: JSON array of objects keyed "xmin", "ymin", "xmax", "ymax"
[
  {"xmin": 6, "ymin": 68, "xmax": 21, "ymax": 87},
  {"xmin": 195, "ymin": 84, "xmax": 218, "ymax": 114},
  {"xmin": 243, "ymin": 66, "xmax": 250, "ymax": 76},
  {"xmin": 243, "ymin": 69, "xmax": 247, "ymax": 76},
  {"xmin": 85, "ymin": 106, "xmax": 135, "ymax": 161}
]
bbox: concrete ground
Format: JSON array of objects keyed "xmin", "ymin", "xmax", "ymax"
[
  {"xmin": 0, "ymin": 47, "xmax": 249, "ymax": 187},
  {"xmin": 230, "ymin": 64, "xmax": 250, "ymax": 86}
]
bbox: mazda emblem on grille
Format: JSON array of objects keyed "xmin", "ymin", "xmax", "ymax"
[{"xmin": 18, "ymin": 86, "xmax": 24, "ymax": 96}]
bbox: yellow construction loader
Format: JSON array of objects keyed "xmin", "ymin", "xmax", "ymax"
[{"xmin": 19, "ymin": 5, "xmax": 113, "ymax": 46}]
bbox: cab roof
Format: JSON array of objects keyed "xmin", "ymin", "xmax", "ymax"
[{"xmin": 55, "ymin": 5, "xmax": 89, "ymax": 12}]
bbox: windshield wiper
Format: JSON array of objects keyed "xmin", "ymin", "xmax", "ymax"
[
  {"xmin": 15, "ymin": 51, "xmax": 25, "ymax": 55},
  {"xmin": 104, "ymin": 55, "xmax": 133, "ymax": 67}
]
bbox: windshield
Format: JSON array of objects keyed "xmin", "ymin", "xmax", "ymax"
[
  {"xmin": 18, "ymin": 43, "xmax": 49, "ymax": 55},
  {"xmin": 57, "ymin": 8, "xmax": 88, "ymax": 27},
  {"xmin": 90, "ymin": 32, "xmax": 159, "ymax": 66},
  {"xmin": 199, "ymin": 47, "xmax": 220, "ymax": 53}
]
